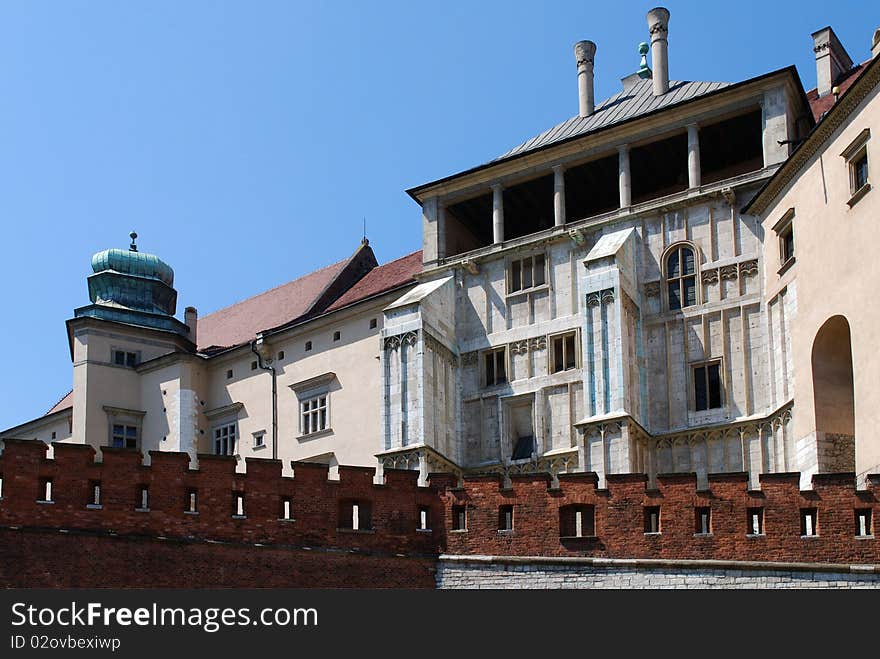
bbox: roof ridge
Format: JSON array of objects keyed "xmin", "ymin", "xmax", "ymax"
[
  {"xmin": 300, "ymin": 241, "xmax": 377, "ymax": 318},
  {"xmin": 198, "ymin": 255, "xmax": 350, "ymax": 322}
]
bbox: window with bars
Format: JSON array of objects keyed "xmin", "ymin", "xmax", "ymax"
[
  {"xmin": 483, "ymin": 348, "xmax": 507, "ymax": 387},
  {"xmin": 693, "ymin": 361, "xmax": 723, "ymax": 412},
  {"xmin": 113, "ymin": 350, "xmax": 139, "ymax": 367},
  {"xmin": 508, "ymin": 253, "xmax": 546, "ymax": 294},
  {"xmin": 111, "ymin": 424, "xmax": 139, "ymax": 449},
  {"xmin": 301, "ymin": 395, "xmax": 328, "ymax": 435},
  {"xmin": 551, "ymin": 331, "xmax": 578, "ymax": 373},
  {"xmin": 213, "ymin": 423, "xmax": 237, "ymax": 455},
  {"xmin": 666, "ymin": 244, "xmax": 697, "ymax": 310}
]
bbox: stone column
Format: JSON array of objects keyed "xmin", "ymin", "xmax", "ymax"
[
  {"xmin": 492, "ymin": 183, "xmax": 504, "ymax": 244},
  {"xmin": 647, "ymin": 7, "xmax": 670, "ymax": 96},
  {"xmin": 574, "ymin": 40, "xmax": 597, "ymax": 118},
  {"xmin": 437, "ymin": 202, "xmax": 447, "ymax": 260},
  {"xmin": 687, "ymin": 123, "xmax": 701, "ymax": 189},
  {"xmin": 553, "ymin": 165, "xmax": 566, "ymax": 226},
  {"xmin": 618, "ymin": 146, "xmax": 631, "ymax": 208}
]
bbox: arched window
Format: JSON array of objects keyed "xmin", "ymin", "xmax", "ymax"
[{"xmin": 666, "ymin": 244, "xmax": 697, "ymax": 310}]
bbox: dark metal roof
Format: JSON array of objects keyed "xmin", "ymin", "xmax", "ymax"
[{"xmin": 494, "ymin": 78, "xmax": 730, "ymax": 161}]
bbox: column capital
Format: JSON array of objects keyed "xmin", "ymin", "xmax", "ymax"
[
  {"xmin": 552, "ymin": 164, "xmax": 566, "ymax": 175},
  {"xmin": 617, "ymin": 144, "xmax": 630, "ymax": 155},
  {"xmin": 491, "ymin": 182, "xmax": 504, "ymax": 193}
]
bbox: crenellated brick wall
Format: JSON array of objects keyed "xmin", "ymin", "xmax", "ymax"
[{"xmin": 0, "ymin": 439, "xmax": 878, "ymax": 588}]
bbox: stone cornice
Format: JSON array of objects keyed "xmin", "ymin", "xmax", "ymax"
[{"xmin": 744, "ymin": 57, "xmax": 880, "ymax": 216}]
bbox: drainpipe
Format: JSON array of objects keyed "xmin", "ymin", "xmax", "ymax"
[{"xmin": 251, "ymin": 339, "xmax": 278, "ymax": 460}]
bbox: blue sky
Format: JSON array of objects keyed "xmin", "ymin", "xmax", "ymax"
[{"xmin": 0, "ymin": 1, "xmax": 876, "ymax": 429}]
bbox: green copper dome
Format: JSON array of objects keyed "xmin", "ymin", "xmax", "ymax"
[
  {"xmin": 91, "ymin": 248, "xmax": 174, "ymax": 287},
  {"xmin": 84, "ymin": 233, "xmax": 178, "ymax": 318}
]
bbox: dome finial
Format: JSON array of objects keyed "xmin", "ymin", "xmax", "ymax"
[{"xmin": 129, "ymin": 231, "xmax": 138, "ymax": 252}]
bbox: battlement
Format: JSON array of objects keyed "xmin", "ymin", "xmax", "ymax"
[{"xmin": 0, "ymin": 439, "xmax": 878, "ymax": 587}]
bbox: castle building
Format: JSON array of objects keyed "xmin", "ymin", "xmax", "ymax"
[{"xmin": 2, "ymin": 9, "xmax": 879, "ymax": 494}]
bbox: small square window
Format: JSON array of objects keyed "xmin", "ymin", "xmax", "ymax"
[
  {"xmin": 253, "ymin": 432, "xmax": 265, "ymax": 448},
  {"xmin": 333, "ymin": 331, "xmax": 341, "ymax": 342},
  {"xmin": 369, "ymin": 318, "xmax": 378, "ymax": 329},
  {"xmin": 483, "ymin": 347, "xmax": 507, "ymax": 387},
  {"xmin": 855, "ymin": 509, "xmax": 873, "ymax": 537},
  {"xmin": 747, "ymin": 507, "xmax": 764, "ymax": 535},
  {"xmin": 498, "ymin": 505, "xmax": 514, "ymax": 531},
  {"xmin": 51, "ymin": 431, "xmax": 56, "ymax": 440},
  {"xmin": 113, "ymin": 350, "xmax": 126, "ymax": 366},
  {"xmin": 452, "ymin": 505, "xmax": 467, "ymax": 531},
  {"xmin": 277, "ymin": 350, "xmax": 285, "ymax": 360},
  {"xmin": 695, "ymin": 506, "xmax": 711, "ymax": 535},
  {"xmin": 801, "ymin": 508, "xmax": 818, "ymax": 537},
  {"xmin": 644, "ymin": 506, "xmax": 661, "ymax": 534},
  {"xmin": 693, "ymin": 360, "xmax": 723, "ymax": 411},
  {"xmin": 305, "ymin": 341, "xmax": 312, "ymax": 352},
  {"xmin": 251, "ymin": 361, "xmax": 258, "ymax": 370},
  {"xmin": 226, "ymin": 369, "xmax": 233, "ymax": 379},
  {"xmin": 560, "ymin": 504, "xmax": 595, "ymax": 538}
]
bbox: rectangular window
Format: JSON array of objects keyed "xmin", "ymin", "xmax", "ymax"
[
  {"xmin": 226, "ymin": 369, "xmax": 233, "ymax": 379},
  {"xmin": 186, "ymin": 489, "xmax": 198, "ymax": 513},
  {"xmin": 855, "ymin": 509, "xmax": 872, "ymax": 537},
  {"xmin": 253, "ymin": 432, "xmax": 265, "ymax": 448},
  {"xmin": 484, "ymin": 347, "xmax": 507, "ymax": 387},
  {"xmin": 841, "ymin": 128, "xmax": 871, "ymax": 205},
  {"xmin": 138, "ymin": 486, "xmax": 149, "ymax": 511},
  {"xmin": 498, "ymin": 505, "xmax": 514, "ymax": 531},
  {"xmin": 452, "ymin": 505, "xmax": 467, "ymax": 531},
  {"xmin": 89, "ymin": 481, "xmax": 102, "ymax": 507},
  {"xmin": 233, "ymin": 492, "xmax": 245, "ymax": 518},
  {"xmin": 40, "ymin": 478, "xmax": 53, "ymax": 502},
  {"xmin": 853, "ymin": 151, "xmax": 869, "ymax": 191},
  {"xmin": 747, "ymin": 507, "xmax": 764, "ymax": 535},
  {"xmin": 695, "ymin": 506, "xmax": 711, "ymax": 535},
  {"xmin": 560, "ymin": 505, "xmax": 595, "ymax": 538},
  {"xmin": 300, "ymin": 395, "xmax": 328, "ymax": 435},
  {"xmin": 369, "ymin": 318, "xmax": 378, "ymax": 329},
  {"xmin": 280, "ymin": 496, "xmax": 293, "ymax": 520},
  {"xmin": 113, "ymin": 350, "xmax": 139, "ymax": 367},
  {"xmin": 551, "ymin": 331, "xmax": 578, "ymax": 373},
  {"xmin": 333, "ymin": 331, "xmax": 341, "ymax": 342},
  {"xmin": 339, "ymin": 499, "xmax": 372, "ymax": 531},
  {"xmin": 0, "ymin": 474, "xmax": 4, "ymax": 499},
  {"xmin": 801, "ymin": 508, "xmax": 818, "ymax": 537},
  {"xmin": 418, "ymin": 505, "xmax": 431, "ymax": 531},
  {"xmin": 111, "ymin": 424, "xmax": 139, "ymax": 450},
  {"xmin": 779, "ymin": 222, "xmax": 794, "ymax": 265},
  {"xmin": 251, "ymin": 360, "xmax": 258, "ymax": 370},
  {"xmin": 277, "ymin": 350, "xmax": 285, "ymax": 360},
  {"xmin": 508, "ymin": 254, "xmax": 546, "ymax": 293},
  {"xmin": 213, "ymin": 423, "xmax": 237, "ymax": 455},
  {"xmin": 305, "ymin": 340, "xmax": 312, "ymax": 352},
  {"xmin": 644, "ymin": 506, "xmax": 661, "ymax": 534},
  {"xmin": 693, "ymin": 361, "xmax": 723, "ymax": 411}
]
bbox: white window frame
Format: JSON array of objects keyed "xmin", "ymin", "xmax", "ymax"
[
  {"xmin": 103, "ymin": 406, "xmax": 145, "ymax": 450},
  {"xmin": 507, "ymin": 252, "xmax": 548, "ymax": 295},
  {"xmin": 290, "ymin": 372, "xmax": 337, "ymax": 439},
  {"xmin": 252, "ymin": 430, "xmax": 266, "ymax": 450},
  {"xmin": 212, "ymin": 422, "xmax": 237, "ymax": 456}
]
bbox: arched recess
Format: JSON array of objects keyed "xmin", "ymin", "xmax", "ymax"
[{"xmin": 811, "ymin": 315, "xmax": 855, "ymax": 471}]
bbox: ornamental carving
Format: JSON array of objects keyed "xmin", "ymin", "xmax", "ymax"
[
  {"xmin": 738, "ymin": 259, "xmax": 758, "ymax": 277},
  {"xmin": 586, "ymin": 287, "xmax": 615, "ymax": 308},
  {"xmin": 383, "ymin": 330, "xmax": 419, "ymax": 351},
  {"xmin": 644, "ymin": 281, "xmax": 661, "ymax": 297},
  {"xmin": 510, "ymin": 340, "xmax": 530, "ymax": 356},
  {"xmin": 719, "ymin": 265, "xmax": 739, "ymax": 281},
  {"xmin": 529, "ymin": 336, "xmax": 547, "ymax": 352},
  {"xmin": 601, "ymin": 289, "xmax": 615, "ymax": 305},
  {"xmin": 461, "ymin": 351, "xmax": 478, "ymax": 367},
  {"xmin": 701, "ymin": 269, "xmax": 719, "ymax": 285},
  {"xmin": 424, "ymin": 332, "xmax": 457, "ymax": 366}
]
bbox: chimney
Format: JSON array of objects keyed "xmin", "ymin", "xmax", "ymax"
[
  {"xmin": 812, "ymin": 27, "xmax": 853, "ymax": 98},
  {"xmin": 872, "ymin": 27, "xmax": 880, "ymax": 59},
  {"xmin": 646, "ymin": 7, "xmax": 670, "ymax": 96},
  {"xmin": 574, "ymin": 40, "xmax": 597, "ymax": 117},
  {"xmin": 185, "ymin": 306, "xmax": 198, "ymax": 346}
]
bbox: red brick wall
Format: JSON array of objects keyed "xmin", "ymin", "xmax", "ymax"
[
  {"xmin": 438, "ymin": 471, "xmax": 880, "ymax": 564},
  {"xmin": 0, "ymin": 439, "xmax": 878, "ymax": 588}
]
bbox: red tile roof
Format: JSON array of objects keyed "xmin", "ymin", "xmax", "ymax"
[
  {"xmin": 46, "ymin": 390, "xmax": 73, "ymax": 415},
  {"xmin": 197, "ymin": 257, "xmax": 351, "ymax": 351},
  {"xmin": 806, "ymin": 63, "xmax": 866, "ymax": 121},
  {"xmin": 325, "ymin": 250, "xmax": 423, "ymax": 312}
]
